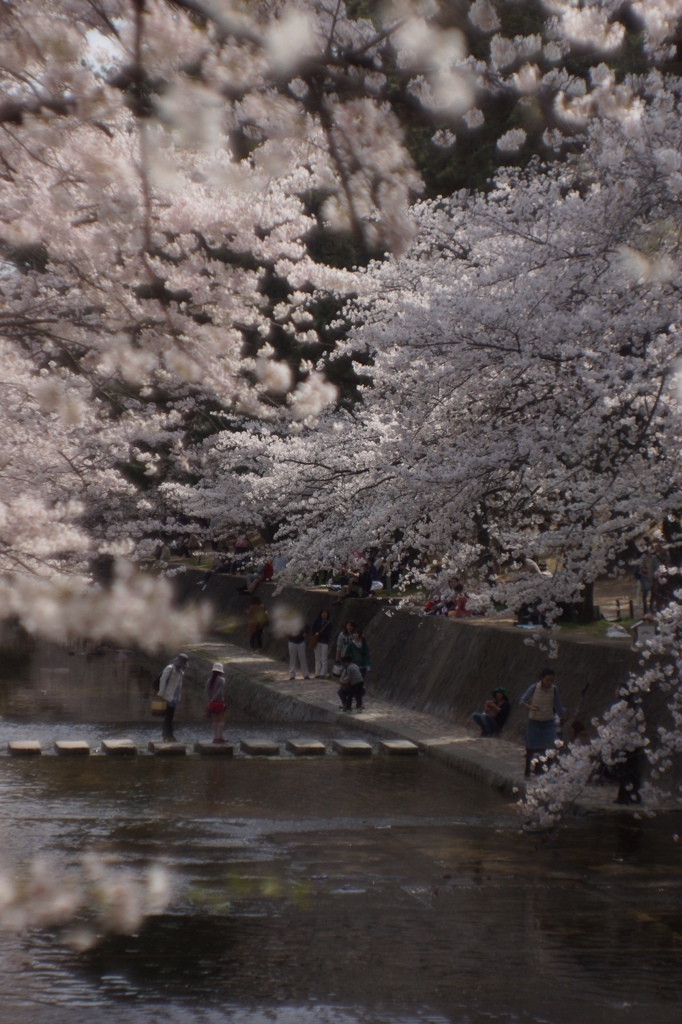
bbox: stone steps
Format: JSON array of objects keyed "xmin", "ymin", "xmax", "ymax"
[{"xmin": 5, "ymin": 737, "xmax": 419, "ymax": 758}]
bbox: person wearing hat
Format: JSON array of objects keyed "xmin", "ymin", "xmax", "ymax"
[
  {"xmin": 157, "ymin": 652, "xmax": 189, "ymax": 742},
  {"xmin": 205, "ymin": 661, "xmax": 227, "ymax": 743},
  {"xmin": 471, "ymin": 687, "xmax": 511, "ymax": 737}
]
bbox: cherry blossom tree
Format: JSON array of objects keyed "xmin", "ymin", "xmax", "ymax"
[
  {"xmin": 0, "ymin": 0, "xmax": 434, "ymax": 646},
  {"xmin": 170, "ymin": 54, "xmax": 682, "ymax": 811},
  {"xmin": 1, "ymin": 0, "xmax": 681, "ymax": 664},
  {"xmin": 181, "ymin": 80, "xmax": 682, "ymax": 604},
  {"xmin": 4, "ymin": 0, "xmax": 682, "ymax": 932}
]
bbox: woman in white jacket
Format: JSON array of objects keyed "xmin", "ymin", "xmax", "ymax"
[{"xmin": 157, "ymin": 653, "xmax": 189, "ymax": 741}]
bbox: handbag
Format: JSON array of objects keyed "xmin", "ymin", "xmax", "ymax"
[{"xmin": 308, "ymin": 634, "xmax": 318, "ymax": 650}]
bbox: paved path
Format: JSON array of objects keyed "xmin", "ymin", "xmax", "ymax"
[{"xmin": 189, "ymin": 639, "xmax": 646, "ymax": 819}]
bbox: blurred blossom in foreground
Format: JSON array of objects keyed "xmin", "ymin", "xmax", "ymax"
[
  {"xmin": 0, "ymin": 560, "xmax": 211, "ymax": 652},
  {"xmin": 270, "ymin": 603, "xmax": 303, "ymax": 638},
  {"xmin": 0, "ymin": 854, "xmax": 174, "ymax": 951},
  {"xmin": 290, "ymin": 373, "xmax": 337, "ymax": 420},
  {"xmin": 497, "ymin": 128, "xmax": 527, "ymax": 154}
]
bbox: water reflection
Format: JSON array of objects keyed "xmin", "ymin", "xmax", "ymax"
[{"xmin": 0, "ymin": 645, "xmax": 681, "ymax": 1024}]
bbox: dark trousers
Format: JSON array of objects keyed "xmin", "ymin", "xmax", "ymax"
[
  {"xmin": 162, "ymin": 703, "xmax": 176, "ymax": 741},
  {"xmin": 472, "ymin": 712, "xmax": 499, "ymax": 737},
  {"xmin": 615, "ymin": 749, "xmax": 643, "ymax": 804},
  {"xmin": 339, "ymin": 681, "xmax": 364, "ymax": 710},
  {"xmin": 525, "ymin": 748, "xmax": 547, "ymax": 777},
  {"xmin": 250, "ymin": 630, "xmax": 263, "ymax": 649}
]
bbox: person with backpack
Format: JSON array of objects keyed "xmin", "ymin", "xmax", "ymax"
[
  {"xmin": 519, "ymin": 668, "xmax": 566, "ymax": 777},
  {"xmin": 157, "ymin": 653, "xmax": 189, "ymax": 742},
  {"xmin": 346, "ymin": 628, "xmax": 370, "ymax": 709}
]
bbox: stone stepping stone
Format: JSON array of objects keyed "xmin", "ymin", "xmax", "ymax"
[
  {"xmin": 102, "ymin": 739, "xmax": 138, "ymax": 756},
  {"xmin": 8, "ymin": 741, "xmax": 42, "ymax": 756},
  {"xmin": 379, "ymin": 739, "xmax": 419, "ymax": 756},
  {"xmin": 286, "ymin": 739, "xmax": 326, "ymax": 756},
  {"xmin": 194, "ymin": 741, "xmax": 234, "ymax": 756},
  {"xmin": 332, "ymin": 739, "xmax": 373, "ymax": 757},
  {"xmin": 240, "ymin": 739, "xmax": 280, "ymax": 757},
  {"xmin": 54, "ymin": 740, "xmax": 91, "ymax": 756},
  {"xmin": 148, "ymin": 741, "xmax": 186, "ymax": 755}
]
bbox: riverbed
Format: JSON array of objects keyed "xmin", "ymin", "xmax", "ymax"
[{"xmin": 0, "ymin": 645, "xmax": 680, "ymax": 1024}]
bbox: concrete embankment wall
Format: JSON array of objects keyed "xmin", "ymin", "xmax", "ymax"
[
  {"xmin": 360, "ymin": 609, "xmax": 640, "ymax": 743},
  {"xmin": 174, "ymin": 570, "xmax": 640, "ymax": 741}
]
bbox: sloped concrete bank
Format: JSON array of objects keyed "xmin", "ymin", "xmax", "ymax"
[
  {"xmin": 174, "ymin": 569, "xmax": 640, "ymax": 743},
  {"xmin": 188, "ymin": 640, "xmax": 528, "ymax": 797},
  {"xmin": 361, "ymin": 609, "xmax": 640, "ymax": 743},
  {"xmin": 187, "ymin": 642, "xmax": 656, "ymax": 813}
]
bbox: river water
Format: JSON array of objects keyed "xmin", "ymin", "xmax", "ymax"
[{"xmin": 0, "ymin": 643, "xmax": 681, "ymax": 1024}]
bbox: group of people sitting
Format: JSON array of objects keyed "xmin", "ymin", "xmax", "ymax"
[
  {"xmin": 330, "ymin": 557, "xmax": 384, "ymax": 602},
  {"xmin": 198, "ymin": 536, "xmax": 287, "ymax": 593},
  {"xmin": 424, "ymin": 582, "xmax": 473, "ymax": 618}
]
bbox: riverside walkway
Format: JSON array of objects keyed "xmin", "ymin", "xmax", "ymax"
[{"xmin": 190, "ymin": 637, "xmax": 642, "ymax": 818}]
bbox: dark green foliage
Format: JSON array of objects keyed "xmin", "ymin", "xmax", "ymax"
[{"xmin": 344, "ymin": 0, "xmax": 380, "ymax": 25}]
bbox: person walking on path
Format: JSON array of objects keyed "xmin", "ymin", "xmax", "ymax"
[
  {"xmin": 349, "ymin": 628, "xmax": 370, "ymax": 681},
  {"xmin": 287, "ymin": 623, "xmax": 310, "ymax": 680},
  {"xmin": 205, "ymin": 661, "xmax": 227, "ymax": 743},
  {"xmin": 636, "ymin": 543, "xmax": 663, "ymax": 613},
  {"xmin": 520, "ymin": 669, "xmax": 566, "ymax": 777},
  {"xmin": 246, "ymin": 596, "xmax": 268, "ymax": 649},
  {"xmin": 472, "ymin": 687, "xmax": 511, "ymax": 737},
  {"xmin": 343, "ymin": 628, "xmax": 370, "ymax": 709},
  {"xmin": 310, "ymin": 608, "xmax": 333, "ymax": 677},
  {"xmin": 157, "ymin": 652, "xmax": 189, "ymax": 742},
  {"xmin": 334, "ymin": 620, "xmax": 356, "ymax": 668},
  {"xmin": 338, "ymin": 655, "xmax": 364, "ymax": 712}
]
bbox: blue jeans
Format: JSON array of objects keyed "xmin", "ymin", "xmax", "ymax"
[{"xmin": 472, "ymin": 712, "xmax": 499, "ymax": 737}]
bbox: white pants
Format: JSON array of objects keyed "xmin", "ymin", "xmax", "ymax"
[
  {"xmin": 288, "ymin": 641, "xmax": 309, "ymax": 679},
  {"xmin": 314, "ymin": 643, "xmax": 329, "ymax": 677}
]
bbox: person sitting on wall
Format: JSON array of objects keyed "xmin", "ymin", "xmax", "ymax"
[
  {"xmin": 448, "ymin": 584, "xmax": 473, "ymax": 618},
  {"xmin": 231, "ymin": 534, "xmax": 254, "ymax": 572},
  {"xmin": 197, "ymin": 553, "xmax": 231, "ymax": 591},
  {"xmin": 357, "ymin": 558, "xmax": 379, "ymax": 597},
  {"xmin": 332, "ymin": 557, "xmax": 379, "ymax": 603},
  {"xmin": 237, "ymin": 559, "xmax": 274, "ymax": 595},
  {"xmin": 272, "ymin": 553, "xmax": 288, "ymax": 574},
  {"xmin": 471, "ymin": 687, "xmax": 511, "ymax": 737}
]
